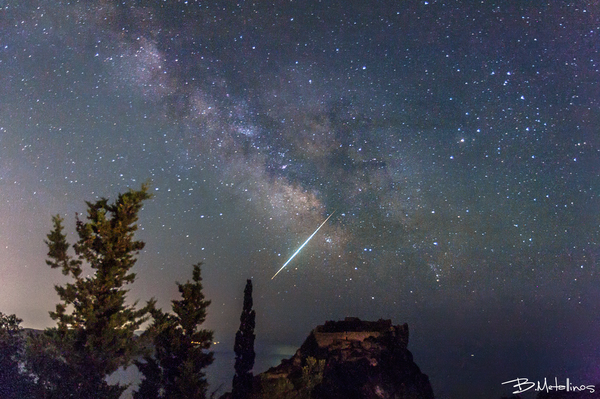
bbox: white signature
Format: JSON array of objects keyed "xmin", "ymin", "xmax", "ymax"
[{"xmin": 502, "ymin": 377, "xmax": 595, "ymax": 394}]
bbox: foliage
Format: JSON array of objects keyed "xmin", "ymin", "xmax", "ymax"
[
  {"xmin": 0, "ymin": 312, "xmax": 35, "ymax": 398},
  {"xmin": 232, "ymin": 279, "xmax": 256, "ymax": 399},
  {"xmin": 39, "ymin": 184, "xmax": 153, "ymax": 398},
  {"xmin": 255, "ymin": 375, "xmax": 294, "ymax": 399},
  {"xmin": 253, "ymin": 356, "xmax": 325, "ymax": 399},
  {"xmin": 135, "ymin": 263, "xmax": 214, "ymax": 399},
  {"xmin": 300, "ymin": 357, "xmax": 325, "ymax": 392}
]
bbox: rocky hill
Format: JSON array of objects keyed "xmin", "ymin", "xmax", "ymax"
[{"xmin": 227, "ymin": 317, "xmax": 435, "ymax": 399}]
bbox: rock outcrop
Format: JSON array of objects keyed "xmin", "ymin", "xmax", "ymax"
[{"xmin": 246, "ymin": 317, "xmax": 435, "ymax": 399}]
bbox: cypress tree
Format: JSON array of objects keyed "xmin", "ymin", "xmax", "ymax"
[{"xmin": 232, "ymin": 279, "xmax": 256, "ymax": 399}]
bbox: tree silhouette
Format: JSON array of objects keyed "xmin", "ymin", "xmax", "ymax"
[
  {"xmin": 0, "ymin": 313, "xmax": 35, "ymax": 398},
  {"xmin": 39, "ymin": 184, "xmax": 153, "ymax": 398},
  {"xmin": 135, "ymin": 263, "xmax": 214, "ymax": 399},
  {"xmin": 232, "ymin": 279, "xmax": 256, "ymax": 399}
]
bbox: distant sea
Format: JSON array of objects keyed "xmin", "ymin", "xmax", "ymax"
[{"xmin": 110, "ymin": 342, "xmax": 297, "ymax": 398}]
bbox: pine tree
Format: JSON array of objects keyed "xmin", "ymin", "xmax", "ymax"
[
  {"xmin": 40, "ymin": 184, "xmax": 153, "ymax": 398},
  {"xmin": 232, "ymin": 279, "xmax": 256, "ymax": 399},
  {"xmin": 135, "ymin": 263, "xmax": 214, "ymax": 399}
]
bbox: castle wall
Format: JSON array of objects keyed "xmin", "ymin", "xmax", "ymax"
[{"xmin": 313, "ymin": 331, "xmax": 382, "ymax": 347}]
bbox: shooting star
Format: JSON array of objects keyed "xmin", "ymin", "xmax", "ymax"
[{"xmin": 271, "ymin": 210, "xmax": 336, "ymax": 280}]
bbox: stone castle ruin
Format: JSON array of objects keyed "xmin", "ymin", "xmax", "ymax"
[
  {"xmin": 311, "ymin": 317, "xmax": 408, "ymax": 349},
  {"xmin": 236, "ymin": 317, "xmax": 434, "ymax": 399}
]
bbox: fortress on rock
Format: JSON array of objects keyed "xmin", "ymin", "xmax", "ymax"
[{"xmin": 223, "ymin": 317, "xmax": 434, "ymax": 399}]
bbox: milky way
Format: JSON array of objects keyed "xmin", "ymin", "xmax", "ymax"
[{"xmin": 0, "ymin": 2, "xmax": 599, "ymax": 398}]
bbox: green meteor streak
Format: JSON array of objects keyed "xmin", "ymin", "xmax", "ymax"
[{"xmin": 271, "ymin": 210, "xmax": 336, "ymax": 280}]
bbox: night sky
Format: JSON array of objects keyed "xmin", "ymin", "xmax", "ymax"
[{"xmin": 1, "ymin": 1, "xmax": 599, "ymax": 398}]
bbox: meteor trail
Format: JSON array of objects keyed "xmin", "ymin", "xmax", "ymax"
[{"xmin": 271, "ymin": 210, "xmax": 336, "ymax": 280}]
